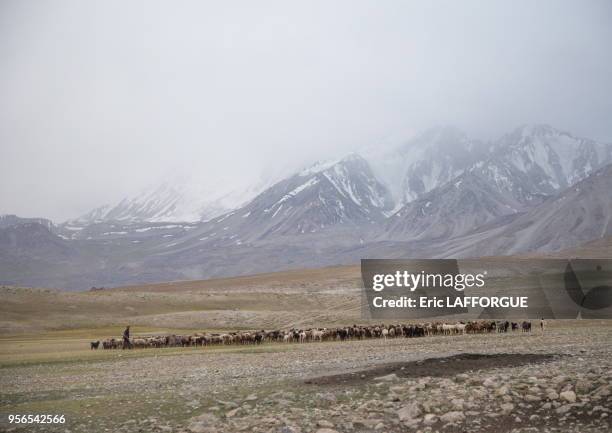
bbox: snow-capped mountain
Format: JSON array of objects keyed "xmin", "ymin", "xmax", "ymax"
[
  {"xmin": 387, "ymin": 171, "xmax": 522, "ymax": 240},
  {"xmin": 5, "ymin": 160, "xmax": 610, "ymax": 290},
  {"xmin": 368, "ymin": 126, "xmax": 488, "ymax": 209},
  {"xmin": 471, "ymin": 124, "xmax": 612, "ymax": 204},
  {"xmin": 191, "ymin": 153, "xmax": 393, "ymax": 242},
  {"xmin": 73, "ymin": 174, "xmax": 273, "ymax": 225},
  {"xmin": 440, "ymin": 162, "xmax": 612, "ymax": 257},
  {"xmin": 76, "ymin": 124, "xmax": 609, "ymax": 228},
  {"xmin": 4, "ymin": 124, "xmax": 611, "ymax": 290},
  {"xmin": 383, "ymin": 124, "xmax": 612, "ymax": 241},
  {"xmin": 494, "ymin": 124, "xmax": 611, "ymax": 190}
]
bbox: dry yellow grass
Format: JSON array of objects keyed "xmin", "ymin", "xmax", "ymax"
[
  {"xmin": 113, "ymin": 264, "xmax": 361, "ymax": 293},
  {"xmin": 0, "ymin": 265, "xmax": 363, "ymax": 335}
]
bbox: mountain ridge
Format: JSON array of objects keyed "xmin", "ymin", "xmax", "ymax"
[
  {"xmin": 71, "ymin": 124, "xmax": 611, "ymax": 227},
  {"xmin": 2, "ymin": 125, "xmax": 611, "ymax": 290}
]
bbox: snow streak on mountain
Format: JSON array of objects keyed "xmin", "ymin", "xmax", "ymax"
[
  {"xmin": 386, "ymin": 124, "xmax": 612, "ymax": 240},
  {"xmin": 75, "ymin": 125, "xmax": 611, "ymax": 232},
  {"xmin": 368, "ymin": 126, "xmax": 487, "ymax": 210},
  {"xmin": 4, "ymin": 124, "xmax": 610, "ymax": 289},
  {"xmin": 75, "ymin": 174, "xmax": 274, "ymax": 224},
  {"xmin": 191, "ymin": 153, "xmax": 393, "ymax": 242}
]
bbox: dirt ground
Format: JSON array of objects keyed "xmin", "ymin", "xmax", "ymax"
[
  {"xmin": 1, "ymin": 264, "xmax": 611, "ymax": 433},
  {"xmin": 0, "ymin": 266, "xmax": 362, "ymax": 334},
  {"xmin": 1, "ymin": 321, "xmax": 611, "ymax": 433},
  {"xmin": 304, "ymin": 353, "xmax": 558, "ymax": 386}
]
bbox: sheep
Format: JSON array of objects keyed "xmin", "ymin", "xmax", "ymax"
[{"xmin": 93, "ymin": 320, "xmax": 533, "ymax": 350}]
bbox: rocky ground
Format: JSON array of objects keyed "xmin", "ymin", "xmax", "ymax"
[{"xmin": 1, "ymin": 323, "xmax": 611, "ymax": 433}]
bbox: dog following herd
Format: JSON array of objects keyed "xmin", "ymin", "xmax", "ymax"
[{"xmin": 90, "ymin": 320, "xmax": 533, "ymax": 350}]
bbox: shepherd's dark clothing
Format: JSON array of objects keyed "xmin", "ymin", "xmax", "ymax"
[{"xmin": 123, "ymin": 327, "xmax": 131, "ymax": 349}]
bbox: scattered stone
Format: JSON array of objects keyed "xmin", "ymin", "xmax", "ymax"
[
  {"xmin": 525, "ymin": 394, "xmax": 541, "ymax": 402},
  {"xmin": 315, "ymin": 392, "xmax": 337, "ymax": 402},
  {"xmin": 455, "ymin": 373, "xmax": 469, "ymax": 382},
  {"xmin": 547, "ymin": 391, "xmax": 559, "ymax": 400},
  {"xmin": 500, "ymin": 403, "xmax": 514, "ymax": 415},
  {"xmin": 375, "ymin": 373, "xmax": 398, "ymax": 382},
  {"xmin": 593, "ymin": 385, "xmax": 610, "ymax": 398},
  {"xmin": 495, "ymin": 386, "xmax": 509, "ymax": 396},
  {"xmin": 187, "ymin": 413, "xmax": 219, "ymax": 433},
  {"xmin": 440, "ymin": 411, "xmax": 465, "ymax": 423},
  {"xmin": 397, "ymin": 402, "xmax": 421, "ymax": 421},
  {"xmin": 390, "ymin": 385, "xmax": 408, "ymax": 393},
  {"xmin": 225, "ymin": 408, "xmax": 241, "ymax": 418},
  {"xmin": 576, "ymin": 379, "xmax": 592, "ymax": 394},
  {"xmin": 560, "ymin": 390, "xmax": 577, "ymax": 403},
  {"xmin": 423, "ymin": 414, "xmax": 438, "ymax": 425},
  {"xmin": 483, "ymin": 378, "xmax": 497, "ymax": 388},
  {"xmin": 556, "ymin": 404, "xmax": 573, "ymax": 415},
  {"xmin": 451, "ymin": 398, "xmax": 464, "ymax": 410}
]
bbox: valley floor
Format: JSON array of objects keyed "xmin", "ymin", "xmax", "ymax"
[{"xmin": 1, "ymin": 321, "xmax": 611, "ymax": 433}]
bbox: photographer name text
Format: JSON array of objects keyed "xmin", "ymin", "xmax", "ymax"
[{"xmin": 372, "ymin": 296, "xmax": 528, "ymax": 309}]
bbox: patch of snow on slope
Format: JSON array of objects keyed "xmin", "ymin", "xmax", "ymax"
[{"xmin": 276, "ymin": 177, "xmax": 320, "ymax": 206}]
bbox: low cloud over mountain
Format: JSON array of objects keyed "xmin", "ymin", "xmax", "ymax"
[{"xmin": 2, "ymin": 125, "xmax": 611, "ymax": 289}]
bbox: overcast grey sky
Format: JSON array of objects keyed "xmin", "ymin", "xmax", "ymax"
[{"xmin": 1, "ymin": 0, "xmax": 611, "ymax": 221}]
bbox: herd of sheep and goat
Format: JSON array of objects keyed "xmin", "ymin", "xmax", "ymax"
[{"xmin": 91, "ymin": 320, "xmax": 534, "ymax": 350}]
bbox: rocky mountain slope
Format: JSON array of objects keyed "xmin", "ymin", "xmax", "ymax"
[
  {"xmin": 0, "ymin": 214, "xmax": 54, "ymax": 230},
  {"xmin": 368, "ymin": 126, "xmax": 487, "ymax": 207},
  {"xmin": 190, "ymin": 154, "xmax": 393, "ymax": 243},
  {"xmin": 387, "ymin": 124, "xmax": 611, "ymax": 240},
  {"xmin": 1, "ymin": 125, "xmax": 610, "ymax": 289},
  {"xmin": 472, "ymin": 124, "xmax": 610, "ymax": 205},
  {"xmin": 439, "ymin": 163, "xmax": 612, "ymax": 257},
  {"xmin": 72, "ymin": 124, "xmax": 610, "ymax": 228},
  {"xmin": 387, "ymin": 171, "xmax": 522, "ymax": 241}
]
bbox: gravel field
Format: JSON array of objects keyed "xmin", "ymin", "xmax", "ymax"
[{"xmin": 1, "ymin": 322, "xmax": 611, "ymax": 433}]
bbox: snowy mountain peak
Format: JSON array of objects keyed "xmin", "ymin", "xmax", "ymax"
[
  {"xmin": 494, "ymin": 124, "xmax": 612, "ymax": 192},
  {"xmin": 298, "ymin": 152, "xmax": 363, "ymax": 177},
  {"xmin": 316, "ymin": 153, "xmax": 393, "ymax": 210},
  {"xmin": 258, "ymin": 153, "xmax": 392, "ymax": 215},
  {"xmin": 72, "ymin": 125, "xmax": 610, "ymax": 232},
  {"xmin": 201, "ymin": 153, "xmax": 393, "ymax": 239},
  {"xmin": 73, "ymin": 174, "xmax": 274, "ymax": 225},
  {"xmin": 368, "ymin": 126, "xmax": 487, "ymax": 207},
  {"xmin": 385, "ymin": 125, "xmax": 611, "ymax": 242},
  {"xmin": 388, "ymin": 169, "xmax": 521, "ymax": 241}
]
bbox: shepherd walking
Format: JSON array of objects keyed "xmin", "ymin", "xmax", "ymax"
[{"xmin": 123, "ymin": 325, "xmax": 132, "ymax": 349}]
